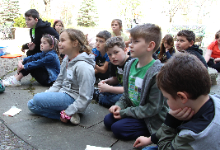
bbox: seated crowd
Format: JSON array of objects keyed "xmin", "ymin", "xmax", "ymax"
[{"xmin": 2, "ymin": 8, "xmax": 220, "ymax": 150}]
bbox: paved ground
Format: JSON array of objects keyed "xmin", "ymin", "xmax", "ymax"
[{"xmin": 0, "ymin": 39, "xmax": 220, "ymax": 150}]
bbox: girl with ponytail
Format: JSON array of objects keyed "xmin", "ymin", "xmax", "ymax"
[{"xmin": 27, "ymin": 29, "xmax": 96, "ymax": 125}]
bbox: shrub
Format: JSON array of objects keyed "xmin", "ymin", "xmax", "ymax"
[
  {"xmin": 42, "ymin": 18, "xmax": 55, "ymax": 27},
  {"xmin": 13, "ymin": 15, "xmax": 26, "ymax": 28}
]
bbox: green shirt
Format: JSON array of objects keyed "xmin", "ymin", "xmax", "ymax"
[
  {"xmin": 128, "ymin": 59, "xmax": 155, "ymax": 106},
  {"xmin": 32, "ymin": 28, "xmax": 35, "ymax": 39}
]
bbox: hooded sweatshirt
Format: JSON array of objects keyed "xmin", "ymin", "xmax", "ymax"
[
  {"xmin": 47, "ymin": 52, "xmax": 96, "ymax": 116},
  {"xmin": 115, "ymin": 59, "xmax": 169, "ymax": 134},
  {"xmin": 185, "ymin": 45, "xmax": 208, "ymax": 68},
  {"xmin": 23, "ymin": 19, "xmax": 59, "ymax": 56}
]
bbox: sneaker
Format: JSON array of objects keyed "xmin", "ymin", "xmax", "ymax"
[
  {"xmin": 93, "ymin": 87, "xmax": 100, "ymax": 102},
  {"xmin": 3, "ymin": 76, "xmax": 21, "ymax": 87},
  {"xmin": 70, "ymin": 113, "xmax": 80, "ymax": 125}
]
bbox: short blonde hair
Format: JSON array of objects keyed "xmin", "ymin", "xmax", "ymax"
[{"xmin": 130, "ymin": 23, "xmax": 161, "ymax": 53}]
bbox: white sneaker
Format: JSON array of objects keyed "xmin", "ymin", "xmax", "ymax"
[
  {"xmin": 3, "ymin": 76, "xmax": 21, "ymax": 86},
  {"xmin": 70, "ymin": 113, "xmax": 80, "ymax": 125}
]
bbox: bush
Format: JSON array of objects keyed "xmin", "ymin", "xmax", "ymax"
[
  {"xmin": 13, "ymin": 15, "xmax": 26, "ymax": 28},
  {"xmin": 42, "ymin": 18, "xmax": 55, "ymax": 27}
]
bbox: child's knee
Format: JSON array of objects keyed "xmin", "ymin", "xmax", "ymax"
[{"xmin": 104, "ymin": 113, "xmax": 114, "ymax": 129}]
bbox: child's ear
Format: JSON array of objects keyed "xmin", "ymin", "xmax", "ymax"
[
  {"xmin": 72, "ymin": 40, "xmax": 79, "ymax": 47},
  {"xmin": 189, "ymin": 41, "xmax": 194, "ymax": 47},
  {"xmin": 177, "ymin": 91, "xmax": 189, "ymax": 104},
  {"xmin": 147, "ymin": 41, "xmax": 156, "ymax": 52},
  {"xmin": 34, "ymin": 18, "xmax": 38, "ymax": 22}
]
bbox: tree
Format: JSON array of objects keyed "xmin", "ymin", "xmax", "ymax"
[
  {"xmin": 77, "ymin": 0, "xmax": 99, "ymax": 27},
  {"xmin": 116, "ymin": 0, "xmax": 141, "ymax": 28},
  {"xmin": 0, "ymin": 0, "xmax": 20, "ymax": 22},
  {"xmin": 43, "ymin": 0, "xmax": 51, "ymax": 19}
]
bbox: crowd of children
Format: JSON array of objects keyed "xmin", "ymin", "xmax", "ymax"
[{"xmin": 1, "ymin": 8, "xmax": 220, "ymax": 149}]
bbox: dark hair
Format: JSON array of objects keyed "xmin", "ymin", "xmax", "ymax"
[
  {"xmin": 61, "ymin": 29, "xmax": 92, "ymax": 54},
  {"xmin": 215, "ymin": 30, "xmax": 220, "ymax": 39},
  {"xmin": 96, "ymin": 30, "xmax": 111, "ymax": 41},
  {"xmin": 177, "ymin": 30, "xmax": 195, "ymax": 42},
  {"xmin": 129, "ymin": 23, "xmax": 162, "ymax": 53},
  {"xmin": 105, "ymin": 36, "xmax": 126, "ymax": 52},
  {"xmin": 53, "ymin": 20, "xmax": 64, "ymax": 31},
  {"xmin": 158, "ymin": 34, "xmax": 175, "ymax": 61},
  {"xmin": 25, "ymin": 9, "xmax": 39, "ymax": 19},
  {"xmin": 111, "ymin": 19, "xmax": 123, "ymax": 32},
  {"xmin": 157, "ymin": 53, "xmax": 211, "ymax": 100}
]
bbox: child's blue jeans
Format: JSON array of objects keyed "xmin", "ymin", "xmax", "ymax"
[
  {"xmin": 98, "ymin": 92, "xmax": 122, "ymax": 108},
  {"xmin": 27, "ymin": 92, "xmax": 75, "ymax": 120},
  {"xmin": 104, "ymin": 113, "xmax": 150, "ymax": 140}
]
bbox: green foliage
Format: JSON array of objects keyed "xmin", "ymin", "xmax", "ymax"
[
  {"xmin": 42, "ymin": 17, "xmax": 55, "ymax": 27},
  {"xmin": 13, "ymin": 15, "xmax": 26, "ymax": 28},
  {"xmin": 118, "ymin": 0, "xmax": 141, "ymax": 28},
  {"xmin": 77, "ymin": 0, "xmax": 99, "ymax": 27},
  {"xmin": 0, "ymin": 0, "xmax": 20, "ymax": 22}
]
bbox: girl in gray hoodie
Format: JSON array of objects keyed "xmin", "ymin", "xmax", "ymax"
[{"xmin": 27, "ymin": 29, "xmax": 96, "ymax": 125}]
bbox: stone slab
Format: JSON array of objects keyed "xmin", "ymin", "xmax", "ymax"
[{"xmin": 8, "ymin": 118, "xmax": 116, "ymax": 150}]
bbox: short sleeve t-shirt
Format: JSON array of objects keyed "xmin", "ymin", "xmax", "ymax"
[
  {"xmin": 92, "ymin": 48, "xmax": 110, "ymax": 66},
  {"xmin": 111, "ymin": 57, "xmax": 132, "ymax": 85},
  {"xmin": 128, "ymin": 59, "xmax": 155, "ymax": 106},
  {"xmin": 207, "ymin": 41, "xmax": 220, "ymax": 58}
]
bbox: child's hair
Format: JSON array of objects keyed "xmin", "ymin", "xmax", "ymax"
[
  {"xmin": 61, "ymin": 29, "xmax": 92, "ymax": 54},
  {"xmin": 42, "ymin": 34, "xmax": 62, "ymax": 62},
  {"xmin": 157, "ymin": 53, "xmax": 211, "ymax": 100},
  {"xmin": 215, "ymin": 30, "xmax": 220, "ymax": 39},
  {"xmin": 105, "ymin": 36, "xmax": 126, "ymax": 52},
  {"xmin": 158, "ymin": 34, "xmax": 175, "ymax": 60},
  {"xmin": 111, "ymin": 19, "xmax": 123, "ymax": 31},
  {"xmin": 25, "ymin": 9, "xmax": 39, "ymax": 19},
  {"xmin": 96, "ymin": 30, "xmax": 111, "ymax": 41},
  {"xmin": 129, "ymin": 23, "xmax": 162, "ymax": 53},
  {"xmin": 177, "ymin": 30, "xmax": 195, "ymax": 42},
  {"xmin": 53, "ymin": 20, "xmax": 64, "ymax": 29}
]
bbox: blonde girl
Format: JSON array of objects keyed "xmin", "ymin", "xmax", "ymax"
[{"xmin": 27, "ymin": 29, "xmax": 95, "ymax": 125}]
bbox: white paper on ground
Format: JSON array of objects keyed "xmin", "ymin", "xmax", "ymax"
[
  {"xmin": 85, "ymin": 145, "xmax": 111, "ymax": 150},
  {"xmin": 3, "ymin": 106, "xmax": 22, "ymax": 117}
]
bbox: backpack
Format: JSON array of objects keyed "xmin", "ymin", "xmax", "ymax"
[{"xmin": 0, "ymin": 78, "xmax": 5, "ymax": 93}]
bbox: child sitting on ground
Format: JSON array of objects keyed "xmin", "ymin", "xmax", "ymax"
[
  {"xmin": 204, "ymin": 30, "xmax": 220, "ymax": 72},
  {"xmin": 111, "ymin": 19, "xmax": 130, "ymax": 48},
  {"xmin": 53, "ymin": 20, "xmax": 64, "ymax": 35},
  {"xmin": 157, "ymin": 34, "xmax": 175, "ymax": 63},
  {"xmin": 92, "ymin": 30, "xmax": 112, "ymax": 81},
  {"xmin": 27, "ymin": 29, "xmax": 95, "ymax": 125},
  {"xmin": 104, "ymin": 24, "xmax": 169, "ymax": 140},
  {"xmin": 94, "ymin": 36, "xmax": 132, "ymax": 107},
  {"xmin": 22, "ymin": 9, "xmax": 59, "ymax": 56},
  {"xmin": 176, "ymin": 30, "xmax": 208, "ymax": 68},
  {"xmin": 3, "ymin": 34, "xmax": 60, "ymax": 87},
  {"xmin": 134, "ymin": 52, "xmax": 220, "ymax": 150}
]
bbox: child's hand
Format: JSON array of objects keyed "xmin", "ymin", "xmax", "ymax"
[
  {"xmin": 109, "ymin": 105, "xmax": 121, "ymax": 113},
  {"xmin": 98, "ymin": 82, "xmax": 110, "ymax": 93},
  {"xmin": 28, "ymin": 42, "xmax": 35, "ymax": 50},
  {"xmin": 165, "ymin": 48, "xmax": 169, "ymax": 52},
  {"xmin": 133, "ymin": 136, "xmax": 152, "ymax": 148},
  {"xmin": 113, "ymin": 110, "xmax": 121, "ymax": 119},
  {"xmin": 169, "ymin": 107, "xmax": 194, "ymax": 121}
]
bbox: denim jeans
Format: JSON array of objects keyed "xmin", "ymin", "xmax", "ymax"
[
  {"xmin": 99, "ymin": 92, "xmax": 122, "ymax": 108},
  {"xmin": 27, "ymin": 92, "xmax": 75, "ymax": 120}
]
